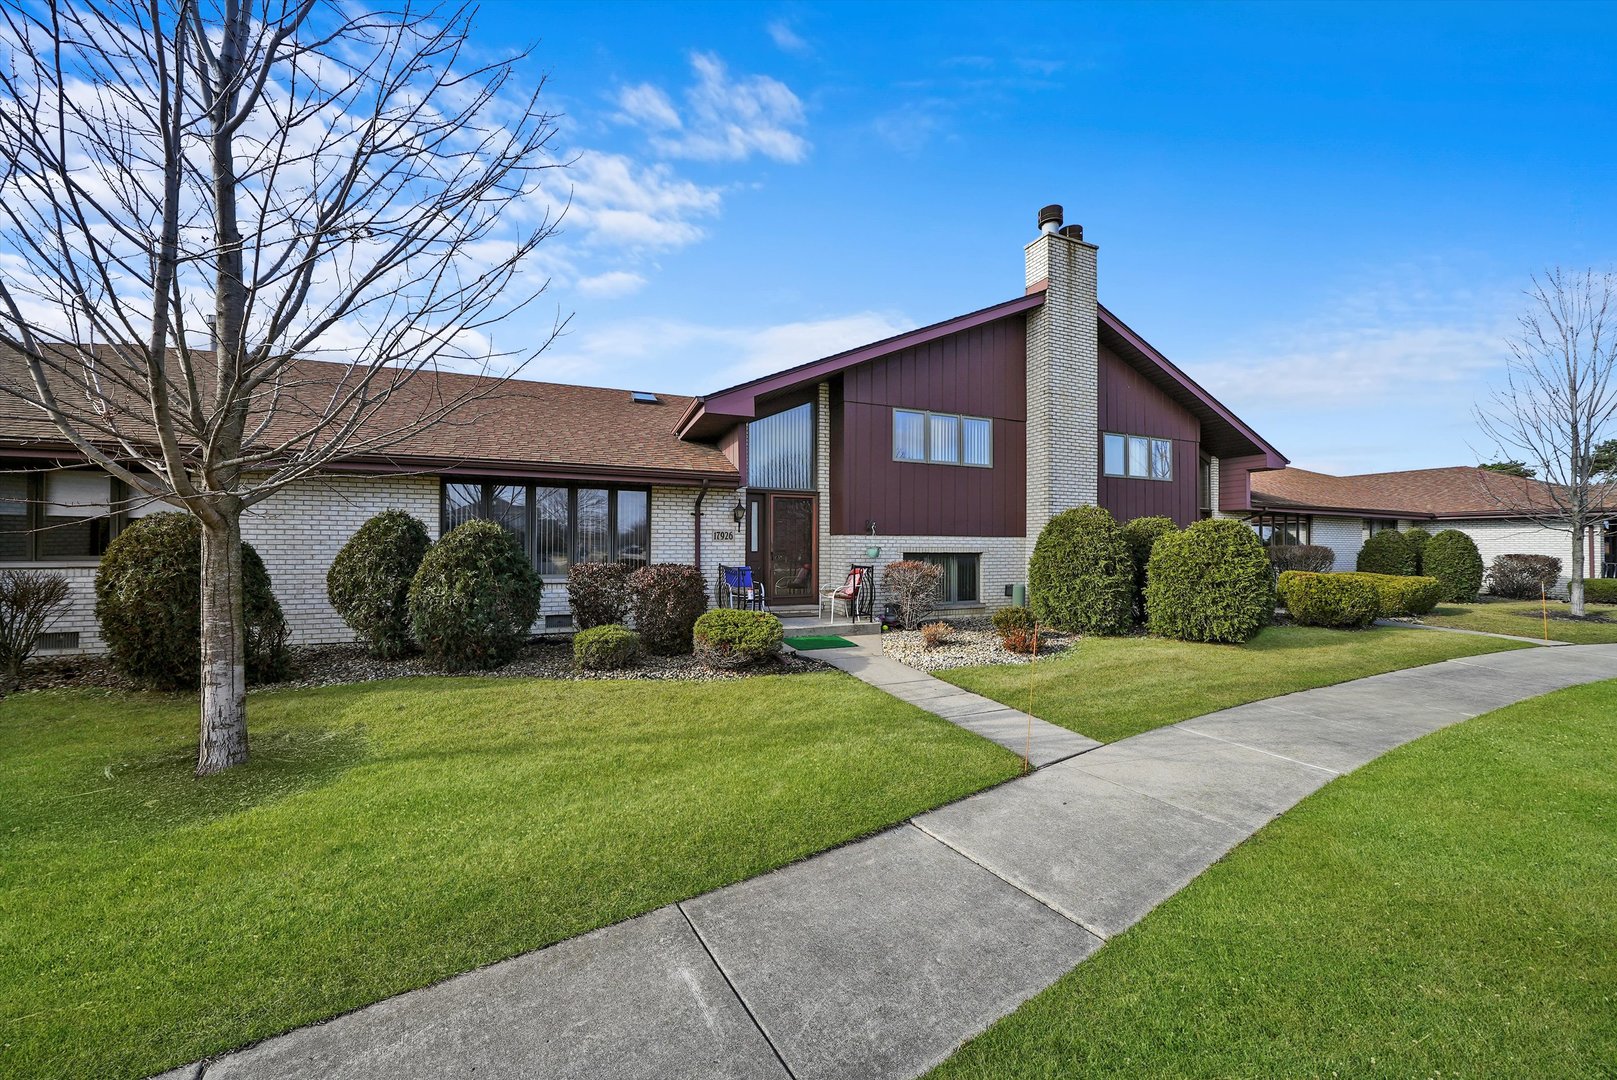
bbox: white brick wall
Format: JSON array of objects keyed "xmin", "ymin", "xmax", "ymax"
[
  {"xmin": 1310, "ymin": 515, "xmax": 1365, "ymax": 571},
  {"xmin": 650, "ymin": 483, "xmax": 744, "ymax": 613},
  {"xmin": 1445, "ymin": 518, "xmax": 1588, "ymax": 597}
]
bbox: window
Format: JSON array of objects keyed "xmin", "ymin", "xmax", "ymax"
[
  {"xmin": 1199, "ymin": 455, "xmax": 1214, "ymax": 518},
  {"xmin": 1102, "ymin": 432, "xmax": 1174, "ymax": 481},
  {"xmin": 893, "ymin": 410, "xmax": 992, "ymax": 467},
  {"xmin": 441, "ymin": 480, "xmax": 649, "ymax": 576},
  {"xmin": 0, "ymin": 468, "xmax": 120, "ymax": 562},
  {"xmin": 748, "ymin": 402, "xmax": 814, "ymax": 490},
  {"xmin": 905, "ymin": 551, "xmax": 980, "ymax": 604},
  {"xmin": 1248, "ymin": 513, "xmax": 1311, "ymax": 546},
  {"xmin": 1365, "ymin": 518, "xmax": 1398, "ymax": 536}
]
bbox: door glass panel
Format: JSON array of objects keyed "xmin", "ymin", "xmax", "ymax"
[
  {"xmin": 575, "ymin": 489, "xmax": 609, "ymax": 564},
  {"xmin": 769, "ymin": 496, "xmax": 815, "ymax": 601}
]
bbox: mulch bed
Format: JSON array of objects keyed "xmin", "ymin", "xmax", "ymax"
[{"xmin": 16, "ymin": 638, "xmax": 830, "ymax": 694}]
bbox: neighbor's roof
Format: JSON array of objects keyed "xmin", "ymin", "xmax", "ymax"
[
  {"xmin": 1249, "ymin": 465, "xmax": 1591, "ymax": 519},
  {"xmin": 0, "ymin": 346, "xmax": 738, "ymax": 485}
]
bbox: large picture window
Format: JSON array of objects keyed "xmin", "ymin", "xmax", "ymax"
[
  {"xmin": 904, "ymin": 551, "xmax": 981, "ymax": 604},
  {"xmin": 1103, "ymin": 432, "xmax": 1174, "ymax": 481},
  {"xmin": 748, "ymin": 402, "xmax": 814, "ymax": 490},
  {"xmin": 893, "ymin": 410, "xmax": 991, "ymax": 467},
  {"xmin": 1248, "ymin": 513, "xmax": 1311, "ymax": 546},
  {"xmin": 0, "ymin": 467, "xmax": 125, "ymax": 562},
  {"xmin": 441, "ymin": 480, "xmax": 649, "ymax": 576}
]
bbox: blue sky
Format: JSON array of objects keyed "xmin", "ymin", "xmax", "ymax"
[{"xmin": 476, "ymin": 1, "xmax": 1617, "ymax": 474}]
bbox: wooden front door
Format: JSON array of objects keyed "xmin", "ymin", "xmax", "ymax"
[{"xmin": 748, "ymin": 493, "xmax": 816, "ymax": 605}]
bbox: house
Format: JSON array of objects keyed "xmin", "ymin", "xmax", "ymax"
[
  {"xmin": 1245, "ymin": 465, "xmax": 1616, "ymax": 588},
  {"xmin": 0, "ymin": 204, "xmax": 1286, "ymax": 653}
]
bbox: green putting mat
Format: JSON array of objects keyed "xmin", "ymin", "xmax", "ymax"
[{"xmin": 784, "ymin": 635, "xmax": 859, "ymax": 650}]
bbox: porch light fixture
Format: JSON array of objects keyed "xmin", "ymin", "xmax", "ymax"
[{"xmin": 731, "ymin": 500, "xmax": 746, "ymax": 525}]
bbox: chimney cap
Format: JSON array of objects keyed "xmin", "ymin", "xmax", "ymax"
[{"xmin": 1037, "ymin": 204, "xmax": 1064, "ymax": 233}]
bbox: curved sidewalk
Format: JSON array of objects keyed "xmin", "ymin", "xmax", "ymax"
[{"xmin": 157, "ymin": 644, "xmax": 1617, "ymax": 1080}]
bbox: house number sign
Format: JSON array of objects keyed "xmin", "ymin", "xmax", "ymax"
[{"xmin": 712, "ymin": 529, "xmax": 736, "ymax": 541}]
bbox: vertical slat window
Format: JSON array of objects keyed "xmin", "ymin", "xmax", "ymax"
[
  {"xmin": 0, "ymin": 474, "xmax": 28, "ymax": 561},
  {"xmin": 443, "ymin": 482, "xmax": 482, "ymax": 533},
  {"xmin": 928, "ymin": 414, "xmax": 960, "ymax": 464},
  {"xmin": 575, "ymin": 489, "xmax": 610, "ymax": 564},
  {"xmin": 962, "ymin": 417, "xmax": 992, "ymax": 466},
  {"xmin": 1127, "ymin": 437, "xmax": 1151, "ymax": 478},
  {"xmin": 904, "ymin": 552, "xmax": 980, "ymax": 604},
  {"xmin": 616, "ymin": 490, "xmax": 649, "ymax": 568},
  {"xmin": 535, "ymin": 487, "xmax": 568, "ymax": 576},
  {"xmin": 490, "ymin": 484, "xmax": 527, "ymax": 551},
  {"xmin": 747, "ymin": 402, "xmax": 814, "ymax": 490},
  {"xmin": 893, "ymin": 409, "xmax": 926, "ymax": 462}
]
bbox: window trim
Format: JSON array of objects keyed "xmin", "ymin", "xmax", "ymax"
[
  {"xmin": 1102, "ymin": 431, "xmax": 1174, "ymax": 482},
  {"xmin": 440, "ymin": 478, "xmax": 651, "ymax": 579},
  {"xmin": 902, "ymin": 550, "xmax": 982, "ymax": 606},
  {"xmin": 892, "ymin": 409, "xmax": 993, "ymax": 468}
]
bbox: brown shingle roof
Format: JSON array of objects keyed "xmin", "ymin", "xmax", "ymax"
[
  {"xmin": 1250, "ymin": 465, "xmax": 1585, "ymax": 519},
  {"xmin": 0, "ymin": 347, "xmax": 737, "ymax": 483}
]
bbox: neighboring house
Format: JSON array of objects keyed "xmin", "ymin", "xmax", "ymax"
[
  {"xmin": 1245, "ymin": 465, "xmax": 1617, "ymax": 590},
  {"xmin": 0, "ymin": 204, "xmax": 1285, "ymax": 653}
]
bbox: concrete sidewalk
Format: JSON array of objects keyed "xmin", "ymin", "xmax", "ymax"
[{"xmin": 158, "ymin": 644, "xmax": 1617, "ymax": 1080}]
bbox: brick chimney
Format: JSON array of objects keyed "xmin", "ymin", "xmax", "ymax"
[{"xmin": 1024, "ymin": 203, "xmax": 1100, "ymax": 542}]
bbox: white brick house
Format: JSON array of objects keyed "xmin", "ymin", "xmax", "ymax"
[{"xmin": 0, "ymin": 204, "xmax": 1286, "ymax": 650}]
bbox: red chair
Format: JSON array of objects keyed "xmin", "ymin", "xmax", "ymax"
[{"xmin": 820, "ymin": 564, "xmax": 873, "ymax": 623}]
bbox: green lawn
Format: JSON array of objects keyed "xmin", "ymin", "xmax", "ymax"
[
  {"xmin": 936, "ymin": 625, "xmax": 1530, "ymax": 743},
  {"xmin": 0, "ymin": 674, "xmax": 1020, "ymax": 1080},
  {"xmin": 931, "ymin": 679, "xmax": 1617, "ymax": 1078},
  {"xmin": 1419, "ymin": 596, "xmax": 1617, "ymax": 644}
]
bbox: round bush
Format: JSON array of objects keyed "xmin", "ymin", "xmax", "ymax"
[
  {"xmin": 573, "ymin": 623, "xmax": 641, "ymax": 671},
  {"xmin": 326, "ymin": 510, "xmax": 431, "ymax": 659},
  {"xmin": 629, "ymin": 563, "xmax": 708, "ymax": 655},
  {"xmin": 567, "ymin": 561, "xmax": 634, "ymax": 630},
  {"xmin": 991, "ymin": 605, "xmax": 1036, "ymax": 634},
  {"xmin": 1421, "ymin": 529, "xmax": 1483, "ymax": 602},
  {"xmin": 1121, "ymin": 516, "xmax": 1178, "ymax": 613},
  {"xmin": 1269, "ymin": 544, "xmax": 1336, "ymax": 574},
  {"xmin": 408, "ymin": 519, "xmax": 542, "ymax": 672},
  {"xmin": 1584, "ymin": 578, "xmax": 1617, "ymax": 605},
  {"xmin": 693, "ymin": 609, "xmax": 784, "ymax": 670},
  {"xmin": 1276, "ymin": 571, "xmax": 1378, "ymax": 629},
  {"xmin": 95, "ymin": 512, "xmax": 288, "ymax": 690},
  {"xmin": 1028, "ymin": 507, "xmax": 1135, "ymax": 635},
  {"xmin": 1356, "ymin": 529, "xmax": 1417, "ymax": 576},
  {"xmin": 1357, "ymin": 572, "xmax": 1443, "ymax": 617},
  {"xmin": 1402, "ymin": 527, "xmax": 1433, "ymax": 573},
  {"xmin": 1488, "ymin": 554, "xmax": 1562, "ymax": 599},
  {"xmin": 1145, "ymin": 518, "xmax": 1275, "ymax": 643}
]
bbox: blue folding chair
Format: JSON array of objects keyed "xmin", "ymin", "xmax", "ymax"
[{"xmin": 720, "ymin": 564, "xmax": 766, "ymax": 610}]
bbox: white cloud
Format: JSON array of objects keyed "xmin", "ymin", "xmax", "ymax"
[
  {"xmin": 766, "ymin": 19, "xmax": 811, "ymax": 55},
  {"xmin": 614, "ymin": 52, "xmax": 809, "ymax": 164},
  {"xmin": 562, "ymin": 150, "xmax": 722, "ymax": 252},
  {"xmin": 575, "ymin": 270, "xmax": 648, "ymax": 298}
]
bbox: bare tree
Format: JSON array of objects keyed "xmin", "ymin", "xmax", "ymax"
[
  {"xmin": 0, "ymin": 0, "xmax": 564, "ymax": 773},
  {"xmin": 1477, "ymin": 269, "xmax": 1617, "ymax": 616}
]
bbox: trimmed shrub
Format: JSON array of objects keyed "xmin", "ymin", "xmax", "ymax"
[
  {"xmin": 567, "ymin": 562, "xmax": 633, "ymax": 630},
  {"xmin": 692, "ymin": 609, "xmax": 783, "ymax": 670},
  {"xmin": 1145, "ymin": 519, "xmax": 1274, "ymax": 643},
  {"xmin": 1270, "ymin": 544, "xmax": 1336, "ymax": 574},
  {"xmin": 1356, "ymin": 529, "xmax": 1417, "ymax": 576},
  {"xmin": 883, "ymin": 560, "xmax": 943, "ymax": 630},
  {"xmin": 1488, "ymin": 554, "xmax": 1562, "ymax": 599},
  {"xmin": 1121, "ymin": 516, "xmax": 1178, "ymax": 616},
  {"xmin": 1276, "ymin": 571, "xmax": 1379, "ymax": 629},
  {"xmin": 1403, "ymin": 527, "xmax": 1433, "ymax": 573},
  {"xmin": 920, "ymin": 621, "xmax": 953, "ymax": 648},
  {"xmin": 0, "ymin": 570, "xmax": 71, "ymax": 691},
  {"xmin": 991, "ymin": 605, "xmax": 1036, "ymax": 634},
  {"xmin": 629, "ymin": 563, "xmax": 708, "ymax": 655},
  {"xmin": 573, "ymin": 624, "xmax": 641, "ymax": 671},
  {"xmin": 1422, "ymin": 529, "xmax": 1484, "ymax": 602},
  {"xmin": 1029, "ymin": 506, "xmax": 1135, "ymax": 635},
  {"xmin": 1584, "ymin": 578, "xmax": 1617, "ymax": 605},
  {"xmin": 1357, "ymin": 572, "xmax": 1443, "ymax": 617},
  {"xmin": 95, "ymin": 512, "xmax": 288, "ymax": 689},
  {"xmin": 408, "ymin": 519, "xmax": 543, "ymax": 672},
  {"xmin": 1001, "ymin": 627, "xmax": 1042, "ymax": 655},
  {"xmin": 326, "ymin": 509, "xmax": 431, "ymax": 659}
]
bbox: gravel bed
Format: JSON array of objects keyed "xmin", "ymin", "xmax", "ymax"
[
  {"xmin": 881, "ymin": 619, "xmax": 1071, "ymax": 671},
  {"xmin": 15, "ymin": 638, "xmax": 829, "ymax": 694}
]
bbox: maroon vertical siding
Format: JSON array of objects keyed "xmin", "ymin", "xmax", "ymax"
[
  {"xmin": 1218, "ymin": 454, "xmax": 1267, "ymax": 513},
  {"xmin": 1096, "ymin": 346, "xmax": 1202, "ymax": 526},
  {"xmin": 830, "ymin": 314, "xmax": 1027, "ymax": 537}
]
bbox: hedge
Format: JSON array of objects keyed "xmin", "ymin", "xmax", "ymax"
[
  {"xmin": 1584, "ymin": 578, "xmax": 1617, "ymax": 604},
  {"xmin": 629, "ymin": 563, "xmax": 708, "ymax": 655},
  {"xmin": 1356, "ymin": 529, "xmax": 1417, "ymax": 576},
  {"xmin": 567, "ymin": 562, "xmax": 633, "ymax": 630},
  {"xmin": 1121, "ymin": 516, "xmax": 1177, "ymax": 617},
  {"xmin": 1421, "ymin": 529, "xmax": 1484, "ymax": 602},
  {"xmin": 326, "ymin": 509, "xmax": 431, "ymax": 659},
  {"xmin": 573, "ymin": 624, "xmax": 641, "ymax": 671},
  {"xmin": 407, "ymin": 519, "xmax": 543, "ymax": 671},
  {"xmin": 95, "ymin": 512, "xmax": 288, "ymax": 689},
  {"xmin": 1144, "ymin": 518, "xmax": 1274, "ymax": 643},
  {"xmin": 1355, "ymin": 572, "xmax": 1443, "ymax": 617},
  {"xmin": 1276, "ymin": 571, "xmax": 1379, "ymax": 629},
  {"xmin": 693, "ymin": 609, "xmax": 783, "ymax": 670},
  {"xmin": 1403, "ymin": 527, "xmax": 1433, "ymax": 573},
  {"xmin": 1029, "ymin": 506, "xmax": 1135, "ymax": 635}
]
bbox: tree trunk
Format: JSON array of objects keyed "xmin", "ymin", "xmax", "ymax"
[
  {"xmin": 197, "ymin": 508, "xmax": 249, "ymax": 775},
  {"xmin": 1570, "ymin": 527, "xmax": 1587, "ymax": 617}
]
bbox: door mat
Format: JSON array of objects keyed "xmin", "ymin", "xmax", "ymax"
[{"xmin": 784, "ymin": 635, "xmax": 859, "ymax": 650}]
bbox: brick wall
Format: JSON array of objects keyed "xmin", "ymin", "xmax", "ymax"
[
  {"xmin": 651, "ymin": 483, "xmax": 745, "ymax": 612},
  {"xmin": 1309, "ymin": 515, "xmax": 1364, "ymax": 571}
]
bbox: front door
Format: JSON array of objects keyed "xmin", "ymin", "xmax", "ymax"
[{"xmin": 749, "ymin": 493, "xmax": 816, "ymax": 605}]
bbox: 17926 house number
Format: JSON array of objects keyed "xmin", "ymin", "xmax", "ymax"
[{"xmin": 712, "ymin": 529, "xmax": 735, "ymax": 541}]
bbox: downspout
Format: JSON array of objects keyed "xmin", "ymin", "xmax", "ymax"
[{"xmin": 693, "ymin": 481, "xmax": 709, "ymax": 578}]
